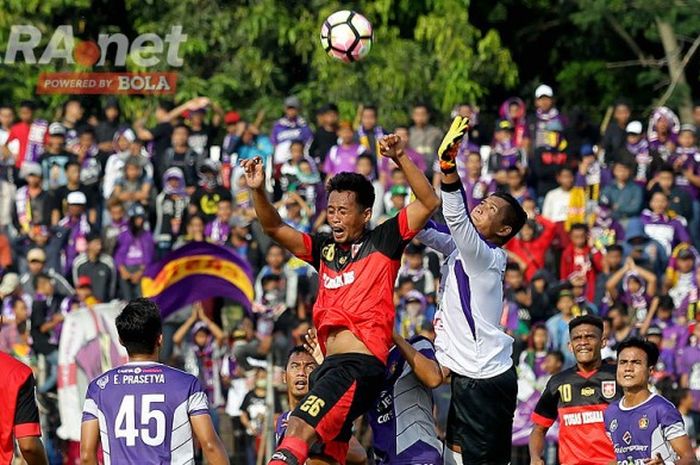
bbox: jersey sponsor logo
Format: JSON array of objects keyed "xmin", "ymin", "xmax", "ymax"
[
  {"xmin": 602, "ymin": 380, "xmax": 616, "ymax": 399},
  {"xmin": 581, "ymin": 387, "xmax": 595, "ymax": 397},
  {"xmin": 622, "ymin": 431, "xmax": 632, "ymax": 445},
  {"xmin": 614, "ymin": 444, "xmax": 648, "ymax": 454},
  {"xmin": 322, "ymin": 271, "xmax": 355, "ymax": 289},
  {"xmin": 638, "ymin": 415, "xmax": 649, "ymax": 430},
  {"xmin": 97, "ymin": 374, "xmax": 109, "ymax": 389},
  {"xmin": 562, "ymin": 410, "xmax": 604, "ymax": 426}
]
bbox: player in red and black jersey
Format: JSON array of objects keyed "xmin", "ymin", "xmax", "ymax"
[
  {"xmin": 242, "ymin": 133, "xmax": 440, "ymax": 465},
  {"xmin": 529, "ymin": 315, "xmax": 620, "ymax": 465},
  {"xmin": 0, "ymin": 315, "xmax": 48, "ymax": 465}
]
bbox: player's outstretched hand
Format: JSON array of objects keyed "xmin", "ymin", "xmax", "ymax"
[
  {"xmin": 437, "ymin": 116, "xmax": 470, "ymax": 173},
  {"xmin": 303, "ymin": 328, "xmax": 325, "ymax": 365},
  {"xmin": 378, "ymin": 134, "xmax": 405, "ymax": 163},
  {"xmin": 240, "ymin": 157, "xmax": 264, "ymax": 189}
]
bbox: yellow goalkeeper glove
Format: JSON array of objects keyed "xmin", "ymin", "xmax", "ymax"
[{"xmin": 437, "ymin": 116, "xmax": 470, "ymax": 173}]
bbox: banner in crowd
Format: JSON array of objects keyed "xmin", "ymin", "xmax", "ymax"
[{"xmin": 141, "ymin": 241, "xmax": 254, "ymax": 317}]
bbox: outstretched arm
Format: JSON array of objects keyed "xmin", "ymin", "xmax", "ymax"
[
  {"xmin": 379, "ymin": 134, "xmax": 440, "ymax": 232},
  {"xmin": 415, "ymin": 221, "xmax": 456, "ymax": 256},
  {"xmin": 392, "ymin": 332, "xmax": 443, "ymax": 388},
  {"xmin": 241, "ymin": 157, "xmax": 310, "ymax": 258}
]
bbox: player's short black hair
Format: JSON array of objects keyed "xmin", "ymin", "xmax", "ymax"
[
  {"xmin": 618, "ymin": 337, "xmax": 660, "ymax": 368},
  {"xmin": 546, "ymin": 350, "xmax": 565, "ymax": 365},
  {"xmin": 286, "ymin": 345, "xmax": 313, "ymax": 367},
  {"xmin": 657, "ymin": 295, "xmax": 675, "ymax": 311},
  {"xmin": 116, "ymin": 298, "xmax": 162, "ymax": 356},
  {"xmin": 491, "ymin": 192, "xmax": 527, "ymax": 244},
  {"xmin": 606, "ymin": 244, "xmax": 624, "ymax": 254},
  {"xmin": 570, "ymin": 223, "xmax": 589, "ymax": 234},
  {"xmin": 568, "ymin": 314, "xmax": 604, "ymax": 334},
  {"xmin": 326, "ymin": 172, "xmax": 375, "ymax": 212}
]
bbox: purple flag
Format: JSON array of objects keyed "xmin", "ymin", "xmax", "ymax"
[{"xmin": 141, "ymin": 241, "xmax": 254, "ymax": 318}]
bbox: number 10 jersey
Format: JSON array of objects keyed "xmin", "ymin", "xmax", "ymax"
[{"xmin": 82, "ymin": 361, "xmax": 210, "ymax": 465}]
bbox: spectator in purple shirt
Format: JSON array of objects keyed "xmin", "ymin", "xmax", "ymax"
[
  {"xmin": 322, "ymin": 121, "xmax": 366, "ymax": 177},
  {"xmin": 648, "ymin": 106, "xmax": 680, "ymax": 160},
  {"xmin": 270, "ymin": 96, "xmax": 313, "ymax": 166},
  {"xmin": 641, "ymin": 191, "xmax": 691, "ymax": 257},
  {"xmin": 114, "ymin": 204, "xmax": 154, "ymax": 300}
]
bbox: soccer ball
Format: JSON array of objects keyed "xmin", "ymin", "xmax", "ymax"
[{"xmin": 320, "ymin": 10, "xmax": 373, "ymax": 63}]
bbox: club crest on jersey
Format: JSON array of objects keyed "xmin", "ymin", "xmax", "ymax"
[
  {"xmin": 322, "ymin": 244, "xmax": 335, "ymax": 262},
  {"xmin": 602, "ymin": 380, "xmax": 616, "ymax": 399},
  {"xmin": 581, "ymin": 387, "xmax": 595, "ymax": 397},
  {"xmin": 609, "ymin": 419, "xmax": 618, "ymax": 432},
  {"xmin": 638, "ymin": 415, "xmax": 649, "ymax": 430},
  {"xmin": 96, "ymin": 375, "xmax": 109, "ymax": 390}
]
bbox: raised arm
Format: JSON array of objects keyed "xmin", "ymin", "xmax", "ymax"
[
  {"xmin": 379, "ymin": 134, "xmax": 440, "ymax": 232},
  {"xmin": 415, "ymin": 220, "xmax": 456, "ymax": 256},
  {"xmin": 438, "ymin": 117, "xmax": 495, "ymax": 271},
  {"xmin": 241, "ymin": 157, "xmax": 310, "ymax": 258},
  {"xmin": 392, "ymin": 332, "xmax": 443, "ymax": 388}
]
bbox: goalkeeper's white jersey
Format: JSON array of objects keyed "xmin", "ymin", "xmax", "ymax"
[{"xmin": 416, "ymin": 184, "xmax": 514, "ymax": 379}]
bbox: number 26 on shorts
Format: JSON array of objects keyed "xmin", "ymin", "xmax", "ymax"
[{"xmin": 300, "ymin": 395, "xmax": 326, "ymax": 417}]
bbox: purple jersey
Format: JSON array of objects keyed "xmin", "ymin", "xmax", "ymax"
[
  {"xmin": 82, "ymin": 361, "xmax": 210, "ymax": 465},
  {"xmin": 604, "ymin": 394, "xmax": 686, "ymax": 465},
  {"xmin": 677, "ymin": 344, "xmax": 700, "ymax": 410},
  {"xmin": 367, "ymin": 336, "xmax": 442, "ymax": 465}
]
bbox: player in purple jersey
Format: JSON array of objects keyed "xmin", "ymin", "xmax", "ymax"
[
  {"xmin": 604, "ymin": 338, "xmax": 696, "ymax": 465},
  {"xmin": 80, "ymin": 298, "xmax": 229, "ymax": 465},
  {"xmin": 277, "ymin": 345, "xmax": 366, "ymax": 465}
]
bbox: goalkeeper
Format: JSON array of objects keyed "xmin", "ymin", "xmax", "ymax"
[{"xmin": 416, "ymin": 117, "xmax": 527, "ymax": 465}]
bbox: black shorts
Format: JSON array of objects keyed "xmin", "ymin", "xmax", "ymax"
[
  {"xmin": 291, "ymin": 353, "xmax": 385, "ymax": 444},
  {"xmin": 447, "ymin": 366, "xmax": 517, "ymax": 465}
]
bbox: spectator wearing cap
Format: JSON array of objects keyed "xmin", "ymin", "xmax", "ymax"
[
  {"xmin": 528, "ymin": 84, "xmax": 564, "ymax": 151},
  {"xmin": 576, "ymin": 144, "xmax": 611, "ymax": 205},
  {"xmin": 114, "ymin": 204, "xmax": 154, "ymax": 300},
  {"xmin": 14, "ymin": 161, "xmax": 52, "ymax": 237},
  {"xmin": 50, "ymin": 160, "xmax": 97, "ymax": 226},
  {"xmin": 3, "ymin": 100, "xmax": 48, "ymax": 168},
  {"xmin": 395, "ymin": 290, "xmax": 430, "ymax": 339},
  {"xmin": 189, "ymin": 158, "xmax": 232, "ymax": 223},
  {"xmin": 322, "ymin": 121, "xmax": 366, "ymax": 177},
  {"xmin": 601, "ymin": 160, "xmax": 644, "ymax": 224},
  {"xmin": 270, "ymin": 95, "xmax": 313, "ymax": 166},
  {"xmin": 56, "ymin": 190, "xmax": 91, "ymax": 276},
  {"xmin": 490, "ymin": 118, "xmax": 524, "ymax": 173},
  {"xmin": 601, "ymin": 101, "xmax": 631, "ymax": 164},
  {"xmin": 74, "ymin": 274, "xmax": 99, "ymax": 308},
  {"xmin": 40, "ymin": 122, "xmax": 73, "ymax": 191},
  {"xmin": 94, "ymin": 98, "xmax": 123, "ymax": 156},
  {"xmin": 309, "ymin": 103, "xmax": 339, "ymax": 166},
  {"xmin": 162, "ymin": 123, "xmax": 201, "ymax": 193},
  {"xmin": 154, "ymin": 167, "xmax": 189, "ymax": 256},
  {"xmin": 111, "ymin": 153, "xmax": 153, "ymax": 214},
  {"xmin": 71, "ymin": 232, "xmax": 116, "ymax": 303},
  {"xmin": 409, "ymin": 103, "xmax": 442, "ymax": 176},
  {"xmin": 622, "ymin": 219, "xmax": 667, "ymax": 278},
  {"xmin": 623, "ymin": 121, "xmax": 661, "ymax": 187},
  {"xmin": 670, "ymin": 124, "xmax": 700, "ymax": 248},
  {"xmin": 221, "ymin": 110, "xmax": 242, "ymax": 159},
  {"xmin": 20, "ymin": 247, "xmax": 73, "ymax": 297}
]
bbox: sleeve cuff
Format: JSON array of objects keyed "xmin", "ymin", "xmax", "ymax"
[
  {"xmin": 531, "ymin": 412, "xmax": 555, "ymax": 428},
  {"xmin": 440, "ymin": 181, "xmax": 461, "ymax": 193},
  {"xmin": 14, "ymin": 422, "xmax": 41, "ymax": 438}
]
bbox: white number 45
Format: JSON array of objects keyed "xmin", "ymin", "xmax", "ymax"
[{"xmin": 115, "ymin": 394, "xmax": 166, "ymax": 447}]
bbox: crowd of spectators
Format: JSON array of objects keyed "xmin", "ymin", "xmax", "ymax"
[{"xmin": 1, "ymin": 84, "xmax": 700, "ymax": 464}]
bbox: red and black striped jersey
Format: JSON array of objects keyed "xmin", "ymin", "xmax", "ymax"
[
  {"xmin": 297, "ymin": 208, "xmax": 417, "ymax": 364},
  {"xmin": 532, "ymin": 363, "xmax": 620, "ymax": 465},
  {"xmin": 0, "ymin": 352, "xmax": 41, "ymax": 465}
]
